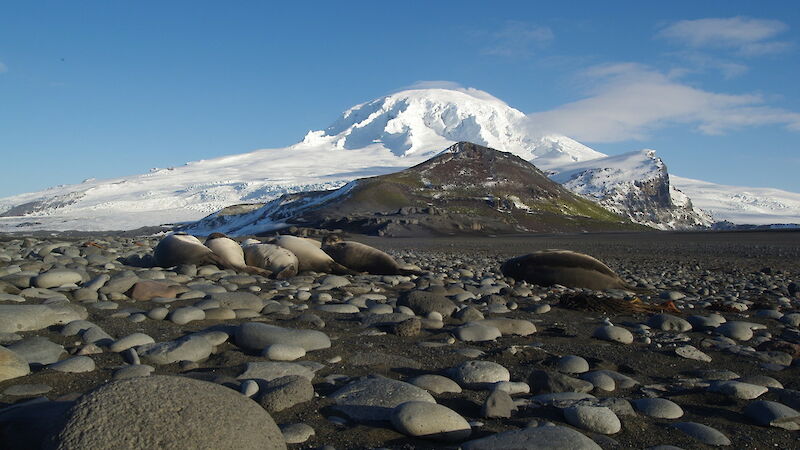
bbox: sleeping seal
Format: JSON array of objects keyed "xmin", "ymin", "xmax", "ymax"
[
  {"xmin": 321, "ymin": 235, "xmax": 421, "ymax": 275},
  {"xmin": 242, "ymin": 240, "xmax": 299, "ymax": 279},
  {"xmin": 204, "ymin": 232, "xmax": 272, "ymax": 276},
  {"xmin": 500, "ymin": 249, "xmax": 632, "ymax": 290},
  {"xmin": 152, "ymin": 233, "xmax": 270, "ymax": 276},
  {"xmin": 273, "ymin": 235, "xmax": 357, "ymax": 275}
]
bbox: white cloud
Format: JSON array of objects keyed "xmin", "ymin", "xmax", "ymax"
[
  {"xmin": 481, "ymin": 21, "xmax": 554, "ymax": 58},
  {"xmin": 657, "ymin": 16, "xmax": 791, "ymax": 56},
  {"xmin": 403, "ymin": 80, "xmax": 466, "ymax": 91},
  {"xmin": 525, "ymin": 63, "xmax": 800, "ymax": 142}
]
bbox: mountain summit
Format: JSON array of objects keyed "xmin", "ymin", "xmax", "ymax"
[{"xmin": 186, "ymin": 142, "xmax": 641, "ymax": 236}]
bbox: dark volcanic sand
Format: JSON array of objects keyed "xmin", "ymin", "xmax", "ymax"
[{"xmin": 1, "ymin": 230, "xmax": 800, "ymax": 449}]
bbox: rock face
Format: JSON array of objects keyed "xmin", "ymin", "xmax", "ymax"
[
  {"xmin": 51, "ymin": 375, "xmax": 286, "ymax": 450},
  {"xmin": 185, "ymin": 142, "xmax": 642, "ymax": 236},
  {"xmin": 546, "ymin": 150, "xmax": 712, "ymax": 230}
]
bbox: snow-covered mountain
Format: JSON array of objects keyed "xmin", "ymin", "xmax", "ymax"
[
  {"xmin": 545, "ymin": 150, "xmax": 712, "ymax": 230},
  {"xmin": 0, "ymin": 86, "xmax": 796, "ymax": 231}
]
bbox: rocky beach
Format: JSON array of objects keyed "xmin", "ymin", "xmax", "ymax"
[{"xmin": 1, "ymin": 230, "xmax": 800, "ymax": 449}]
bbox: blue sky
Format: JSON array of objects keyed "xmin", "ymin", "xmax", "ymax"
[{"xmin": 1, "ymin": 1, "xmax": 798, "ymax": 197}]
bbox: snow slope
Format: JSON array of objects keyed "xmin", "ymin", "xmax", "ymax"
[
  {"xmin": 671, "ymin": 176, "xmax": 800, "ymax": 225},
  {"xmin": 0, "ymin": 86, "xmax": 797, "ymax": 231}
]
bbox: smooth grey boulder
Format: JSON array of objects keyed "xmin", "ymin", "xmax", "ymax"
[
  {"xmin": 476, "ymin": 318, "xmax": 536, "ymax": 336},
  {"xmin": 169, "ymin": 306, "xmax": 206, "ymax": 325},
  {"xmin": 461, "ymin": 425, "xmax": 601, "ymax": 450},
  {"xmin": 390, "ymin": 401, "xmax": 471, "ymax": 441},
  {"xmin": 631, "ymin": 398, "xmax": 684, "ymax": 419},
  {"xmin": 0, "ymin": 345, "xmax": 30, "ymax": 381},
  {"xmin": 743, "ymin": 400, "xmax": 800, "ymax": 430},
  {"xmin": 563, "ymin": 405, "xmax": 621, "ymax": 434},
  {"xmin": 8, "ymin": 337, "xmax": 66, "ymax": 366},
  {"xmin": 280, "ymin": 423, "xmax": 315, "ymax": 445},
  {"xmin": 455, "ymin": 322, "xmax": 501, "ymax": 342},
  {"xmin": 592, "ymin": 326, "xmax": 633, "ymax": 344},
  {"xmin": 708, "ymin": 380, "xmax": 767, "ymax": 400},
  {"xmin": 0, "ymin": 304, "xmax": 87, "ymax": 333},
  {"xmin": 647, "ymin": 314, "xmax": 692, "ymax": 332},
  {"xmin": 670, "ymin": 422, "xmax": 731, "ymax": 446},
  {"xmin": 409, "ymin": 374, "xmax": 463, "ymax": 394},
  {"xmin": 136, "ymin": 336, "xmax": 213, "ymax": 365},
  {"xmin": 109, "ymin": 333, "xmax": 155, "ymax": 353},
  {"xmin": 257, "ymin": 375, "xmax": 314, "ymax": 412},
  {"xmin": 716, "ymin": 321, "xmax": 754, "ymax": 341},
  {"xmin": 557, "ymin": 355, "xmax": 590, "ymax": 374},
  {"xmin": 450, "ymin": 360, "xmax": 510, "ymax": 388},
  {"xmin": 330, "ymin": 375, "xmax": 436, "ymax": 422},
  {"xmin": 51, "ymin": 375, "xmax": 286, "ymax": 450},
  {"xmin": 235, "ymin": 322, "xmax": 330, "ymax": 352},
  {"xmin": 33, "ymin": 269, "xmax": 83, "ymax": 289}
]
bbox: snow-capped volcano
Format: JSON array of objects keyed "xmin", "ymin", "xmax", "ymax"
[{"xmin": 0, "ymin": 86, "xmax": 796, "ymax": 231}]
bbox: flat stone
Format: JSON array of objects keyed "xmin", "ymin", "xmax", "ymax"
[
  {"xmin": 169, "ymin": 306, "xmax": 206, "ymax": 325},
  {"xmin": 48, "ymin": 356, "xmax": 95, "ymax": 373},
  {"xmin": 647, "ymin": 314, "xmax": 692, "ymax": 332},
  {"xmin": 33, "ymin": 269, "xmax": 83, "ymax": 289},
  {"xmin": 109, "ymin": 333, "xmax": 156, "ymax": 353},
  {"xmin": 127, "ymin": 280, "xmax": 184, "ymax": 301},
  {"xmin": 3, "ymin": 383, "xmax": 52, "ymax": 396},
  {"xmin": 0, "ymin": 304, "xmax": 87, "ymax": 333},
  {"xmin": 235, "ymin": 322, "xmax": 330, "ymax": 352},
  {"xmin": 136, "ymin": 335, "xmax": 213, "ymax": 365},
  {"xmin": 53, "ymin": 375, "xmax": 286, "ymax": 449},
  {"xmin": 631, "ymin": 398, "xmax": 684, "ymax": 419},
  {"xmin": 592, "ymin": 326, "xmax": 633, "ymax": 344},
  {"xmin": 257, "ymin": 375, "xmax": 314, "ymax": 412},
  {"xmin": 529, "ymin": 370, "xmax": 594, "ymax": 394},
  {"xmin": 391, "ymin": 401, "xmax": 471, "ymax": 441},
  {"xmin": 280, "ymin": 423, "xmax": 315, "ymax": 444},
  {"xmin": 708, "ymin": 381, "xmax": 768, "ymax": 400},
  {"xmin": 592, "ymin": 370, "xmax": 639, "ymax": 389},
  {"xmin": 563, "ymin": 405, "xmax": 621, "ymax": 434},
  {"xmin": 206, "ymin": 292, "xmax": 264, "ymax": 311},
  {"xmin": 580, "ymin": 372, "xmax": 615, "ymax": 392},
  {"xmin": 451, "ymin": 360, "xmax": 510, "ymax": 388},
  {"xmin": 8, "ymin": 336, "xmax": 65, "ymax": 366},
  {"xmin": 330, "ymin": 375, "xmax": 436, "ymax": 422},
  {"xmin": 238, "ymin": 361, "xmax": 314, "ymax": 383},
  {"xmin": 743, "ymin": 400, "xmax": 800, "ymax": 430},
  {"xmin": 670, "ymin": 422, "xmax": 731, "ymax": 446},
  {"xmin": 455, "ymin": 322, "xmax": 501, "ymax": 342},
  {"xmin": 263, "ymin": 344, "xmax": 306, "ymax": 361},
  {"xmin": 409, "ymin": 374, "xmax": 463, "ymax": 394},
  {"xmin": 675, "ymin": 345, "xmax": 712, "ymax": 362},
  {"xmin": 0, "ymin": 345, "xmax": 30, "ymax": 381},
  {"xmin": 737, "ymin": 375, "xmax": 783, "ymax": 389},
  {"xmin": 316, "ymin": 304, "xmax": 360, "ymax": 314},
  {"xmin": 112, "ymin": 364, "xmax": 155, "ymax": 380},
  {"xmin": 461, "ymin": 425, "xmax": 601, "ymax": 450}
]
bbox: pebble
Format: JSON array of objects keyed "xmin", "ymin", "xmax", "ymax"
[
  {"xmin": 631, "ymin": 398, "xmax": 684, "ymax": 419},
  {"xmin": 580, "ymin": 371, "xmax": 615, "ymax": 392},
  {"xmin": 477, "ymin": 318, "xmax": 536, "ymax": 335},
  {"xmin": 112, "ymin": 364, "xmax": 154, "ymax": 380},
  {"xmin": 716, "ymin": 321, "xmax": 754, "ymax": 341},
  {"xmin": 257, "ymin": 375, "xmax": 314, "ymax": 412},
  {"xmin": 48, "ymin": 356, "xmax": 95, "ymax": 373},
  {"xmin": 592, "ymin": 325, "xmax": 633, "ymax": 344},
  {"xmin": 33, "ymin": 269, "xmax": 83, "ymax": 289},
  {"xmin": 8, "ymin": 336, "xmax": 66, "ymax": 366},
  {"xmin": 0, "ymin": 345, "xmax": 30, "ymax": 381},
  {"xmin": 455, "ymin": 322, "xmax": 502, "ymax": 342},
  {"xmin": 708, "ymin": 380, "xmax": 768, "ymax": 400},
  {"xmin": 280, "ymin": 423, "xmax": 315, "ymax": 444},
  {"xmin": 136, "ymin": 335, "xmax": 213, "ymax": 365},
  {"xmin": 169, "ymin": 306, "xmax": 206, "ymax": 325},
  {"xmin": 0, "ymin": 304, "xmax": 87, "ymax": 333},
  {"xmin": 450, "ymin": 360, "xmax": 510, "ymax": 388},
  {"xmin": 675, "ymin": 345, "xmax": 712, "ymax": 362},
  {"xmin": 409, "ymin": 374, "xmax": 463, "ymax": 394},
  {"xmin": 109, "ymin": 333, "xmax": 156, "ymax": 353},
  {"xmin": 557, "ymin": 355, "xmax": 590, "ymax": 374},
  {"xmin": 529, "ymin": 370, "xmax": 594, "ymax": 394},
  {"xmin": 262, "ymin": 343, "xmax": 306, "ymax": 361},
  {"xmin": 670, "ymin": 422, "xmax": 731, "ymax": 446},
  {"xmin": 235, "ymin": 322, "xmax": 331, "ymax": 352},
  {"xmin": 331, "ymin": 375, "xmax": 436, "ymax": 421},
  {"xmin": 743, "ymin": 400, "xmax": 800, "ymax": 430},
  {"xmin": 482, "ymin": 390, "xmax": 515, "ymax": 418},
  {"xmin": 563, "ymin": 405, "xmax": 621, "ymax": 434},
  {"xmin": 390, "ymin": 401, "xmax": 472, "ymax": 441},
  {"xmin": 648, "ymin": 314, "xmax": 692, "ymax": 332},
  {"xmin": 461, "ymin": 425, "xmax": 601, "ymax": 450}
]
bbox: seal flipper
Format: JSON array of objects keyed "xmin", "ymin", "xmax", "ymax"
[
  {"xmin": 330, "ymin": 262, "xmax": 361, "ymax": 276},
  {"xmin": 274, "ymin": 266, "xmax": 298, "ymax": 280}
]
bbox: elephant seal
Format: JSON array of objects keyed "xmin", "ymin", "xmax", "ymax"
[
  {"xmin": 500, "ymin": 249, "xmax": 633, "ymax": 290},
  {"xmin": 273, "ymin": 235, "xmax": 357, "ymax": 275},
  {"xmin": 204, "ymin": 233, "xmax": 272, "ymax": 276},
  {"xmin": 321, "ymin": 235, "xmax": 421, "ymax": 275},
  {"xmin": 242, "ymin": 241, "xmax": 299, "ymax": 279}
]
